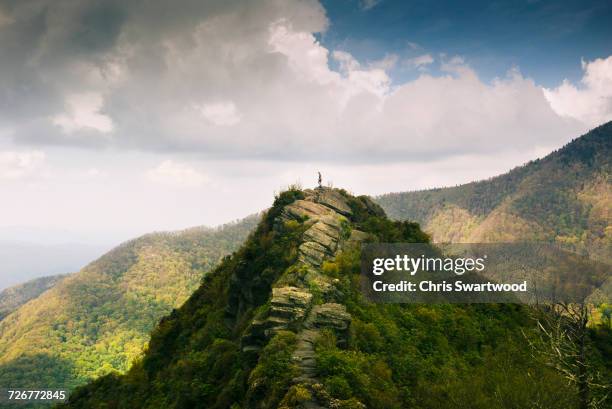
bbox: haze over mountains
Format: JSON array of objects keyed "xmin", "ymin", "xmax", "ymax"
[
  {"xmin": 0, "ymin": 242, "xmax": 109, "ymax": 291},
  {"xmin": 0, "ymin": 225, "xmax": 166, "ymax": 290}
]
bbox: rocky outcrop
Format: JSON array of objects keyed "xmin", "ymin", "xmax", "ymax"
[
  {"xmin": 271, "ymin": 287, "xmax": 313, "ymax": 320},
  {"xmin": 292, "ymin": 303, "xmax": 351, "ymax": 384},
  {"xmin": 309, "ymin": 303, "xmax": 351, "ymax": 336},
  {"xmin": 310, "ymin": 188, "xmax": 353, "ymax": 217},
  {"xmin": 241, "ymin": 188, "xmax": 375, "ymax": 407},
  {"xmin": 242, "ymin": 286, "xmax": 312, "ymax": 352},
  {"xmin": 243, "ymin": 190, "xmax": 351, "ymax": 326}
]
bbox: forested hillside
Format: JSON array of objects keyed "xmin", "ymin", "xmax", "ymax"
[
  {"xmin": 0, "ymin": 215, "xmax": 259, "ymax": 394},
  {"xmin": 376, "ymin": 122, "xmax": 611, "ymax": 262},
  {"xmin": 62, "ymin": 187, "xmax": 611, "ymax": 409},
  {"xmin": 0, "ymin": 275, "xmax": 66, "ymax": 321}
]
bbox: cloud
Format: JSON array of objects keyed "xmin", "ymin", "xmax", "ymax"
[
  {"xmin": 403, "ymin": 54, "xmax": 434, "ymax": 70},
  {"xmin": 360, "ymin": 0, "xmax": 382, "ymax": 10},
  {"xmin": 198, "ymin": 102, "xmax": 241, "ymax": 126},
  {"xmin": 0, "ymin": 0, "xmax": 604, "ymax": 164},
  {"xmin": 52, "ymin": 92, "xmax": 114, "ymax": 134},
  {"xmin": 146, "ymin": 160, "xmax": 209, "ymax": 188},
  {"xmin": 83, "ymin": 167, "xmax": 107, "ymax": 179},
  {"xmin": 0, "ymin": 7, "xmax": 12, "ymax": 27},
  {"xmin": 369, "ymin": 54, "xmax": 399, "ymax": 71},
  {"xmin": 269, "ymin": 20, "xmax": 339, "ymax": 85},
  {"xmin": 0, "ymin": 150, "xmax": 46, "ymax": 180},
  {"xmin": 543, "ymin": 56, "xmax": 612, "ymax": 126},
  {"xmin": 331, "ymin": 50, "xmax": 391, "ymax": 98}
]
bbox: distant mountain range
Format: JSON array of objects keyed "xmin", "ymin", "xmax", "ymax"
[
  {"xmin": 376, "ymin": 121, "xmax": 611, "ymax": 263},
  {"xmin": 0, "ymin": 274, "xmax": 66, "ymax": 321},
  {"xmin": 0, "ymin": 216, "xmax": 258, "ymax": 392},
  {"xmin": 0, "ymin": 242, "xmax": 108, "ymax": 290}
]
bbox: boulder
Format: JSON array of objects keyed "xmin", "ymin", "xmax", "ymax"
[
  {"xmin": 310, "ymin": 303, "xmax": 351, "ymax": 332},
  {"xmin": 303, "ymin": 219, "xmax": 341, "ymax": 252},
  {"xmin": 299, "ymin": 241, "xmax": 330, "ymax": 267},
  {"xmin": 241, "ymin": 286, "xmax": 314, "ymax": 351},
  {"xmin": 280, "ymin": 200, "xmax": 335, "ymax": 223},
  {"xmin": 271, "ymin": 286, "xmax": 313, "ymax": 310},
  {"xmin": 315, "ymin": 188, "xmax": 353, "ymax": 217}
]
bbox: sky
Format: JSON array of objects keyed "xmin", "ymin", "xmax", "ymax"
[{"xmin": 0, "ymin": 0, "xmax": 611, "ymax": 246}]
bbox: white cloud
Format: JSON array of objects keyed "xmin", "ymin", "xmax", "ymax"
[
  {"xmin": 333, "ymin": 51, "xmax": 361, "ymax": 73},
  {"xmin": 146, "ymin": 160, "xmax": 209, "ymax": 188},
  {"xmin": 0, "ymin": 151, "xmax": 46, "ymax": 180},
  {"xmin": 0, "ymin": 0, "xmax": 607, "ymax": 164},
  {"xmin": 1, "ymin": 0, "xmax": 611, "ymax": 245},
  {"xmin": 369, "ymin": 54, "xmax": 399, "ymax": 71},
  {"xmin": 198, "ymin": 102, "xmax": 241, "ymax": 126},
  {"xmin": 269, "ymin": 20, "xmax": 340, "ymax": 85},
  {"xmin": 439, "ymin": 55, "xmax": 474, "ymax": 76},
  {"xmin": 332, "ymin": 50, "xmax": 391, "ymax": 99},
  {"xmin": 52, "ymin": 92, "xmax": 114, "ymax": 134},
  {"xmin": 543, "ymin": 56, "xmax": 612, "ymax": 126},
  {"xmin": 83, "ymin": 168, "xmax": 107, "ymax": 179},
  {"xmin": 360, "ymin": 0, "xmax": 382, "ymax": 10},
  {"xmin": 403, "ymin": 54, "xmax": 434, "ymax": 70}
]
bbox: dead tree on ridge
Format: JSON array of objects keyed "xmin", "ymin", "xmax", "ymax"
[{"xmin": 528, "ymin": 303, "xmax": 609, "ymax": 409}]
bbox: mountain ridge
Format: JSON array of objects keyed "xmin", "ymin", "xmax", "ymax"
[
  {"xmin": 0, "ymin": 215, "xmax": 260, "ymax": 394},
  {"xmin": 0, "ymin": 274, "xmax": 67, "ymax": 321},
  {"xmin": 61, "ymin": 186, "xmax": 608, "ymax": 409},
  {"xmin": 376, "ymin": 122, "xmax": 611, "ymax": 262}
]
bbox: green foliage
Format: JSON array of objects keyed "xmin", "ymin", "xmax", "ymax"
[
  {"xmin": 246, "ymin": 331, "xmax": 298, "ymax": 408},
  {"xmin": 0, "ymin": 274, "xmax": 66, "ymax": 321},
  {"xmin": 376, "ymin": 122, "xmax": 611, "ymax": 262},
  {"xmin": 599, "ymin": 303, "xmax": 612, "ymax": 328},
  {"xmin": 60, "ymin": 185, "xmax": 612, "ymax": 409},
  {"xmin": 279, "ymin": 384, "xmax": 312, "ymax": 408},
  {"xmin": 0, "ymin": 215, "xmax": 259, "ymax": 398},
  {"xmin": 62, "ymin": 189, "xmax": 308, "ymax": 408},
  {"xmin": 265, "ymin": 187, "xmax": 305, "ymax": 225},
  {"xmin": 314, "ymin": 245, "xmax": 610, "ymax": 409},
  {"xmin": 360, "ymin": 217, "xmax": 430, "ymax": 243},
  {"xmin": 316, "ymin": 330, "xmax": 400, "ymax": 408}
]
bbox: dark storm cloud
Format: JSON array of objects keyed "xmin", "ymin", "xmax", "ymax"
[
  {"xmin": 0, "ymin": 0, "xmax": 329, "ymax": 148},
  {"xmin": 0, "ymin": 0, "xmax": 126, "ymax": 124}
]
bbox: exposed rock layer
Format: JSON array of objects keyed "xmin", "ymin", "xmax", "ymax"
[{"xmin": 242, "ymin": 188, "xmax": 367, "ymax": 408}]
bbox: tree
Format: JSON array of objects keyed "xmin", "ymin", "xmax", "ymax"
[{"xmin": 528, "ymin": 303, "xmax": 610, "ymax": 409}]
